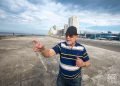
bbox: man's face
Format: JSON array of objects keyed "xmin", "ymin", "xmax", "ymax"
[{"xmin": 65, "ymin": 34, "xmax": 78, "ymax": 46}]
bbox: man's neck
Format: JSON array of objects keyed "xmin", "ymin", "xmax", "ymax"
[{"xmin": 69, "ymin": 42, "xmax": 76, "ymax": 48}]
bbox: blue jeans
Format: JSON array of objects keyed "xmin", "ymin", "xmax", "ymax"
[{"xmin": 57, "ymin": 75, "xmax": 82, "ymax": 86}]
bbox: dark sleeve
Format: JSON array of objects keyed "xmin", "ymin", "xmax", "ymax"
[
  {"xmin": 81, "ymin": 47, "xmax": 90, "ymax": 62},
  {"xmin": 52, "ymin": 43, "xmax": 61, "ymax": 54}
]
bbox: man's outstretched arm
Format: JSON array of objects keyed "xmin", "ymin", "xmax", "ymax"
[
  {"xmin": 40, "ymin": 48, "xmax": 56, "ymax": 58},
  {"xmin": 33, "ymin": 40, "xmax": 56, "ymax": 58}
]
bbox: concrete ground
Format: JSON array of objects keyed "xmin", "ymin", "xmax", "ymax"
[
  {"xmin": 78, "ymin": 38, "xmax": 120, "ymax": 52},
  {"xmin": 0, "ymin": 36, "xmax": 120, "ymax": 86}
]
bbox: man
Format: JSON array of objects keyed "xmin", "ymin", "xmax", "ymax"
[{"xmin": 33, "ymin": 26, "xmax": 90, "ymax": 86}]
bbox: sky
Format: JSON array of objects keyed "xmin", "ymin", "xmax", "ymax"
[{"xmin": 0, "ymin": 0, "xmax": 120, "ymax": 35}]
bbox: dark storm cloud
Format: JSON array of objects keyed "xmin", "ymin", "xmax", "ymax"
[
  {"xmin": 27, "ymin": 0, "xmax": 44, "ymax": 4},
  {"xmin": 57, "ymin": 0, "xmax": 120, "ymax": 14}
]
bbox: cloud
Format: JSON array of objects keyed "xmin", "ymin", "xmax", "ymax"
[
  {"xmin": 0, "ymin": 0, "xmax": 120, "ymax": 25},
  {"xmin": 28, "ymin": 0, "xmax": 56, "ymax": 5},
  {"xmin": 0, "ymin": 0, "xmax": 28, "ymax": 14},
  {"xmin": 27, "ymin": 0, "xmax": 44, "ymax": 4},
  {"xmin": 79, "ymin": 12, "xmax": 120, "ymax": 26},
  {"xmin": 0, "ymin": 9, "xmax": 7, "ymax": 19},
  {"xmin": 57, "ymin": 0, "xmax": 120, "ymax": 14},
  {"xmin": 0, "ymin": 0, "xmax": 120, "ymax": 34}
]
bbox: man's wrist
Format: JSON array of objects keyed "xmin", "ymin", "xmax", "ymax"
[
  {"xmin": 39, "ymin": 46, "xmax": 45, "ymax": 52},
  {"xmin": 82, "ymin": 62, "xmax": 86, "ymax": 67}
]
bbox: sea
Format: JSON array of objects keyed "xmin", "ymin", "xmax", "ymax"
[{"xmin": 0, "ymin": 32, "xmax": 45, "ymax": 36}]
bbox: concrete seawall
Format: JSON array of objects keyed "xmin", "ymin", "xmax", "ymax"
[{"xmin": 0, "ymin": 36, "xmax": 120, "ymax": 86}]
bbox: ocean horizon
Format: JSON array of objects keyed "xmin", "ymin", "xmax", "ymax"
[{"xmin": 0, "ymin": 32, "xmax": 45, "ymax": 36}]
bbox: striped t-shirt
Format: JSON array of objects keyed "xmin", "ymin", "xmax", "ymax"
[{"xmin": 52, "ymin": 41, "xmax": 90, "ymax": 79}]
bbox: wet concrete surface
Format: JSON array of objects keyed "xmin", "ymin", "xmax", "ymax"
[{"xmin": 0, "ymin": 36, "xmax": 120, "ymax": 86}]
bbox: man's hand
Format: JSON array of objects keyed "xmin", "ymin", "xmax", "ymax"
[
  {"xmin": 32, "ymin": 40, "xmax": 44, "ymax": 52},
  {"xmin": 76, "ymin": 57, "xmax": 85, "ymax": 67}
]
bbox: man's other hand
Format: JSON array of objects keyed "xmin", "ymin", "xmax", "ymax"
[{"xmin": 76, "ymin": 57, "xmax": 85, "ymax": 67}]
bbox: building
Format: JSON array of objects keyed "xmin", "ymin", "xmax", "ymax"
[
  {"xmin": 64, "ymin": 24, "xmax": 68, "ymax": 34},
  {"xmin": 57, "ymin": 29, "xmax": 64, "ymax": 36},
  {"xmin": 80, "ymin": 32, "xmax": 120, "ymax": 41},
  {"xmin": 68, "ymin": 16, "xmax": 79, "ymax": 33},
  {"xmin": 48, "ymin": 16, "xmax": 80, "ymax": 36},
  {"xmin": 48, "ymin": 25, "xmax": 58, "ymax": 35}
]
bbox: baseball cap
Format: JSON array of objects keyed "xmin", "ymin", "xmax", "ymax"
[{"xmin": 65, "ymin": 26, "xmax": 78, "ymax": 36}]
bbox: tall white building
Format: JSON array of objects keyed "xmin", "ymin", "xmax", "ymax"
[
  {"xmin": 68, "ymin": 16, "xmax": 79, "ymax": 33},
  {"xmin": 64, "ymin": 24, "xmax": 68, "ymax": 34}
]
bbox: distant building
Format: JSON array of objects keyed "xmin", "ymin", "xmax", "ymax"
[
  {"xmin": 68, "ymin": 16, "xmax": 79, "ymax": 33},
  {"xmin": 64, "ymin": 24, "xmax": 68, "ymax": 34},
  {"xmin": 48, "ymin": 25, "xmax": 58, "ymax": 35},
  {"xmin": 48, "ymin": 16, "xmax": 80, "ymax": 36},
  {"xmin": 80, "ymin": 32, "xmax": 120, "ymax": 41},
  {"xmin": 57, "ymin": 29, "xmax": 64, "ymax": 36}
]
